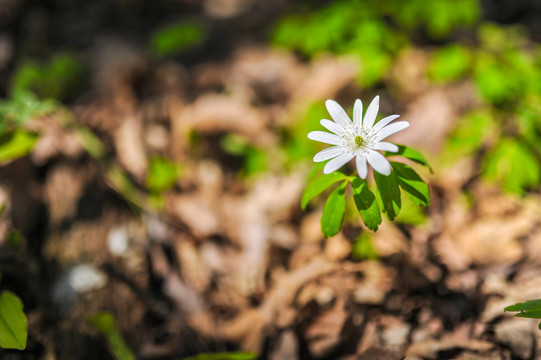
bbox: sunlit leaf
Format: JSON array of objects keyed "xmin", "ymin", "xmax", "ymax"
[
  {"xmin": 321, "ymin": 181, "xmax": 347, "ymax": 238},
  {"xmin": 505, "ymin": 299, "xmax": 541, "ymax": 329},
  {"xmin": 351, "ymin": 177, "xmax": 381, "ymax": 231},
  {"xmin": 392, "ymin": 162, "xmax": 430, "ymax": 207},
  {"xmin": 483, "ymin": 138, "xmax": 540, "ymax": 194},
  {"xmin": 395, "ymin": 194, "xmax": 427, "ymax": 225},
  {"xmin": 11, "ymin": 54, "xmax": 83, "ymax": 100},
  {"xmin": 374, "ymin": 169, "xmax": 401, "ymax": 221},
  {"xmin": 151, "ymin": 21, "xmax": 205, "ymax": 57},
  {"xmin": 505, "ymin": 299, "xmax": 541, "ymax": 312},
  {"xmin": 428, "ymin": 44, "xmax": 472, "ymax": 83},
  {"xmin": 147, "ymin": 157, "xmax": 180, "ymax": 193},
  {"xmin": 0, "ymin": 90, "xmax": 56, "ymax": 125},
  {"xmin": 0, "ymin": 131, "xmax": 39, "ymax": 163},
  {"xmin": 443, "ymin": 110, "xmax": 496, "ymax": 161},
  {"xmin": 386, "ymin": 145, "xmax": 433, "ymax": 173},
  {"xmin": 0, "ymin": 291, "xmax": 27, "ymax": 350},
  {"xmin": 474, "ymin": 54, "xmax": 514, "ymax": 104},
  {"xmin": 301, "ymin": 172, "xmax": 348, "ymax": 210},
  {"xmin": 90, "ymin": 312, "xmax": 136, "ymax": 360}
]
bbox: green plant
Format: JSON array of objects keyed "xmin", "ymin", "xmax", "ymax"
[
  {"xmin": 505, "ymin": 300, "xmax": 541, "ymax": 329},
  {"xmin": 0, "ymin": 290, "xmax": 28, "ymax": 350},
  {"xmin": 303, "ymin": 97, "xmax": 430, "ymax": 236},
  {"xmin": 150, "ymin": 21, "xmax": 206, "ymax": 58}
]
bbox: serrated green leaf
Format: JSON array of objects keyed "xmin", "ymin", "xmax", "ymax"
[
  {"xmin": 386, "ymin": 145, "xmax": 433, "ymax": 173},
  {"xmin": 90, "ymin": 312, "xmax": 136, "ymax": 360},
  {"xmin": 0, "ymin": 131, "xmax": 39, "ymax": 163},
  {"xmin": 183, "ymin": 352, "xmax": 258, "ymax": 360},
  {"xmin": 301, "ymin": 172, "xmax": 348, "ymax": 210},
  {"xmin": 321, "ymin": 181, "xmax": 347, "ymax": 238},
  {"xmin": 392, "ymin": 162, "xmax": 430, "ymax": 207},
  {"xmin": 0, "ymin": 291, "xmax": 28, "ymax": 350},
  {"xmin": 374, "ymin": 169, "xmax": 401, "ymax": 221},
  {"xmin": 351, "ymin": 177, "xmax": 381, "ymax": 231}
]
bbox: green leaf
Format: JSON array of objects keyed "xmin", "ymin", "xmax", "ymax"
[
  {"xmin": 151, "ymin": 21, "xmax": 205, "ymax": 58},
  {"xmin": 515, "ymin": 310, "xmax": 541, "ymax": 319},
  {"xmin": 183, "ymin": 352, "xmax": 258, "ymax": 360},
  {"xmin": 301, "ymin": 172, "xmax": 348, "ymax": 210},
  {"xmin": 392, "ymin": 162, "xmax": 430, "ymax": 207},
  {"xmin": 0, "ymin": 131, "xmax": 39, "ymax": 163},
  {"xmin": 442, "ymin": 110, "xmax": 496, "ymax": 161},
  {"xmin": 374, "ymin": 169, "xmax": 401, "ymax": 221},
  {"xmin": 505, "ymin": 299, "xmax": 541, "ymax": 329},
  {"xmin": 428, "ymin": 44, "xmax": 472, "ymax": 84},
  {"xmin": 74, "ymin": 127, "xmax": 105, "ymax": 159},
  {"xmin": 90, "ymin": 312, "xmax": 136, "ymax": 360},
  {"xmin": 351, "ymin": 177, "xmax": 381, "ymax": 231},
  {"xmin": 386, "ymin": 144, "xmax": 432, "ymax": 173},
  {"xmin": 505, "ymin": 299, "xmax": 541, "ymax": 312},
  {"xmin": 0, "ymin": 291, "xmax": 28, "ymax": 350},
  {"xmin": 483, "ymin": 138, "xmax": 540, "ymax": 194},
  {"xmin": 0, "ymin": 90, "xmax": 56, "ymax": 125},
  {"xmin": 321, "ymin": 181, "xmax": 347, "ymax": 238},
  {"xmin": 146, "ymin": 157, "xmax": 180, "ymax": 193},
  {"xmin": 395, "ymin": 194, "xmax": 428, "ymax": 225}
]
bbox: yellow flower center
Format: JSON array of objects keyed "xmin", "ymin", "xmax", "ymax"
[{"xmin": 354, "ymin": 135, "xmax": 364, "ymax": 148}]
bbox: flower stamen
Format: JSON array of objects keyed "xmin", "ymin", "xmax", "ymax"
[{"xmin": 354, "ymin": 135, "xmax": 364, "ymax": 148}]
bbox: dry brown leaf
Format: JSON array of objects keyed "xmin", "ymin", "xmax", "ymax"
[
  {"xmin": 305, "ymin": 297, "xmax": 348, "ymax": 357},
  {"xmin": 169, "ymin": 193, "xmax": 222, "ymax": 238},
  {"xmin": 174, "ymin": 239, "xmax": 212, "ymax": 293},
  {"xmin": 494, "ymin": 318, "xmax": 536, "ymax": 360},
  {"xmin": 226, "ymin": 47, "xmax": 303, "ymax": 103},
  {"xmin": 292, "ymin": 55, "xmax": 358, "ymax": 103},
  {"xmin": 407, "ymin": 339, "xmax": 494, "ymax": 359},
  {"xmin": 113, "ymin": 114, "xmax": 148, "ymax": 181},
  {"xmin": 269, "ymin": 330, "xmax": 298, "ymax": 360},
  {"xmin": 352, "ymin": 261, "xmax": 395, "ymax": 305},
  {"xmin": 390, "ymin": 49, "xmax": 430, "ymax": 97},
  {"xmin": 324, "ymin": 233, "xmax": 352, "ymax": 262},
  {"xmin": 45, "ymin": 164, "xmax": 90, "ymax": 225},
  {"xmin": 28, "ymin": 116, "xmax": 86, "ymax": 165},
  {"xmin": 173, "ymin": 93, "xmax": 274, "ymax": 146},
  {"xmin": 392, "ymin": 89, "xmax": 457, "ymax": 153}
]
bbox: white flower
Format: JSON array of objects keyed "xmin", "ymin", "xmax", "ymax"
[{"xmin": 307, "ymin": 96, "xmax": 409, "ymax": 179}]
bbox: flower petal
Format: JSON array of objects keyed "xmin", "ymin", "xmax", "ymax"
[
  {"xmin": 320, "ymin": 119, "xmax": 344, "ymax": 135},
  {"xmin": 356, "ymin": 155, "xmax": 368, "ymax": 179},
  {"xmin": 372, "ymin": 141, "xmax": 399, "ymax": 152},
  {"xmin": 363, "ymin": 95, "xmax": 379, "ymax": 130},
  {"xmin": 313, "ymin": 146, "xmax": 344, "ymax": 162},
  {"xmin": 366, "ymin": 149, "xmax": 391, "ymax": 176},
  {"xmin": 353, "ymin": 99, "xmax": 363, "ymax": 127},
  {"xmin": 323, "ymin": 152, "xmax": 354, "ymax": 174},
  {"xmin": 308, "ymin": 131, "xmax": 342, "ymax": 145},
  {"xmin": 374, "ymin": 121, "xmax": 410, "ymax": 141},
  {"xmin": 371, "ymin": 114, "xmax": 400, "ymax": 134},
  {"xmin": 325, "ymin": 99, "xmax": 352, "ymax": 127}
]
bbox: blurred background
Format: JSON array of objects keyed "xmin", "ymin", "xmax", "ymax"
[{"xmin": 1, "ymin": 0, "xmax": 541, "ymax": 359}]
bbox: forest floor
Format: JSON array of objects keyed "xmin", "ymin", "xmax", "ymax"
[{"xmin": 1, "ymin": 1, "xmax": 541, "ymax": 359}]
